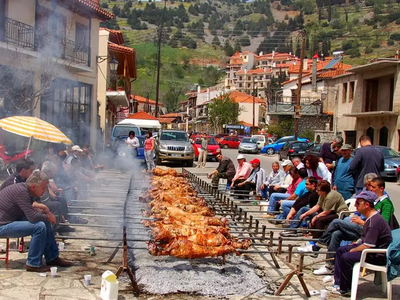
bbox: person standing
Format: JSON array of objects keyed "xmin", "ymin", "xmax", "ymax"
[
  {"xmin": 350, "ymin": 135, "xmax": 384, "ymax": 195},
  {"xmin": 144, "ymin": 130, "xmax": 155, "ymax": 171},
  {"xmin": 319, "ymin": 136, "xmax": 343, "ymax": 171},
  {"xmin": 197, "ymin": 133, "xmax": 208, "ymax": 168},
  {"xmin": 333, "ymin": 144, "xmax": 355, "ymax": 200},
  {"xmin": 125, "ymin": 131, "xmax": 139, "ymax": 158}
]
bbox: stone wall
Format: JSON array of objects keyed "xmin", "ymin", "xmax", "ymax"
[
  {"xmin": 314, "ymin": 130, "xmax": 343, "ymax": 144},
  {"xmin": 298, "ymin": 115, "xmax": 331, "ymax": 135}
]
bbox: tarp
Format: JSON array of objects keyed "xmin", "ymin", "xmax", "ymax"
[{"xmin": 118, "ymin": 118, "xmax": 161, "ymax": 129}]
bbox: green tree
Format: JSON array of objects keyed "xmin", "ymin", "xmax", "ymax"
[
  {"xmin": 212, "ymin": 35, "xmax": 221, "ymax": 46},
  {"xmin": 223, "ymin": 40, "xmax": 235, "ymax": 56},
  {"xmin": 207, "ymin": 93, "xmax": 244, "ymax": 131}
]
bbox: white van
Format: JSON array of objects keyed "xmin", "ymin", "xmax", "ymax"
[{"xmin": 111, "ymin": 118, "xmax": 161, "ymax": 142}]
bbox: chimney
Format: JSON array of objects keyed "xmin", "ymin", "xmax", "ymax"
[
  {"xmin": 303, "ymin": 59, "xmax": 308, "ymax": 71},
  {"xmin": 272, "ymin": 62, "xmax": 276, "ymax": 68},
  {"xmin": 312, "ymin": 59, "xmax": 317, "ymax": 92},
  {"xmin": 197, "ymin": 85, "xmax": 201, "ymax": 93},
  {"xmin": 289, "ymin": 52, "xmax": 292, "ymax": 55},
  {"xmin": 272, "ymin": 51, "xmax": 275, "ymax": 58},
  {"xmin": 244, "ymin": 66, "xmax": 247, "ymax": 74},
  {"xmin": 259, "ymin": 51, "xmax": 263, "ymax": 56}
]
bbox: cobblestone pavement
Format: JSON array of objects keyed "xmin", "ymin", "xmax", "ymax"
[{"xmin": 0, "ymin": 168, "xmax": 399, "ymax": 300}]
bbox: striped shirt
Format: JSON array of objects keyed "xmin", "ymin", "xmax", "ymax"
[{"xmin": 0, "ymin": 183, "xmax": 48, "ymax": 225}]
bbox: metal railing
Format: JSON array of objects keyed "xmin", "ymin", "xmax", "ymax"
[
  {"xmin": 4, "ymin": 17, "xmax": 35, "ymax": 49},
  {"xmin": 268, "ymin": 96, "xmax": 323, "ymax": 115},
  {"xmin": 2, "ymin": 17, "xmax": 89, "ymax": 65}
]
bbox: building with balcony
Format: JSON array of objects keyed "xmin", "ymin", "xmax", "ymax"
[
  {"xmin": 0, "ymin": 0, "xmax": 113, "ymax": 147},
  {"xmin": 234, "ymin": 68, "xmax": 272, "ymax": 97},
  {"xmin": 225, "ymin": 51, "xmax": 257, "ymax": 89},
  {"xmin": 326, "ymin": 59, "xmax": 400, "ymax": 150},
  {"xmin": 97, "ymin": 27, "xmax": 137, "ymax": 146}
]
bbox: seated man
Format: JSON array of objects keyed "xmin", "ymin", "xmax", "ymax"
[
  {"xmin": 313, "ymin": 177, "xmax": 394, "ymax": 276},
  {"xmin": 236, "ymin": 158, "xmax": 266, "ymax": 197},
  {"xmin": 230, "ymin": 154, "xmax": 252, "ymax": 193},
  {"xmin": 0, "ymin": 158, "xmax": 34, "ymax": 190},
  {"xmin": 280, "ymin": 176, "xmax": 319, "ymax": 236},
  {"xmin": 260, "ymin": 161, "xmax": 285, "ymax": 199},
  {"xmin": 268, "ymin": 160, "xmax": 294, "ymax": 195},
  {"xmin": 332, "ymin": 191, "xmax": 392, "ymax": 296},
  {"xmin": 299, "ymin": 180, "xmax": 348, "ymax": 239},
  {"xmin": 0, "ymin": 171, "xmax": 72, "ymax": 272},
  {"xmin": 263, "ymin": 167, "xmax": 301, "ymax": 218},
  {"xmin": 292, "ymin": 157, "xmax": 305, "ymax": 169},
  {"xmin": 208, "ymin": 150, "xmax": 236, "ymax": 189}
]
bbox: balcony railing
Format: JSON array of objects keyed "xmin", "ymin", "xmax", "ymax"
[
  {"xmin": 1, "ymin": 17, "xmax": 90, "ymax": 66},
  {"xmin": 4, "ymin": 17, "xmax": 35, "ymax": 50},
  {"xmin": 268, "ymin": 97, "xmax": 323, "ymax": 115}
]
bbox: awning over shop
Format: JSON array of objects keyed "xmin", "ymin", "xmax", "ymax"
[{"xmin": 343, "ymin": 111, "xmax": 399, "ymax": 118}]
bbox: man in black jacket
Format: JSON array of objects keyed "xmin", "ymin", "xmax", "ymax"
[
  {"xmin": 349, "ymin": 135, "xmax": 384, "ymax": 195},
  {"xmin": 0, "ymin": 158, "xmax": 34, "ymax": 191},
  {"xmin": 208, "ymin": 150, "xmax": 236, "ymax": 189}
]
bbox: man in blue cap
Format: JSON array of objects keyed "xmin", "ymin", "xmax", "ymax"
[{"xmin": 332, "ymin": 191, "xmax": 392, "ymax": 297}]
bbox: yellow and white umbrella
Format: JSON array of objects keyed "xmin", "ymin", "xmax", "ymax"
[{"xmin": 0, "ymin": 116, "xmax": 72, "ymax": 148}]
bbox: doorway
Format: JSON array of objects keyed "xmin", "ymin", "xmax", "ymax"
[
  {"xmin": 379, "ymin": 126, "xmax": 388, "ymax": 146},
  {"xmin": 366, "ymin": 127, "xmax": 374, "ymax": 145},
  {"xmin": 345, "ymin": 131, "xmax": 357, "ymax": 148}
]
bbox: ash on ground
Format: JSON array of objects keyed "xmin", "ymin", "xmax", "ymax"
[{"xmin": 130, "ymin": 250, "xmax": 268, "ymax": 296}]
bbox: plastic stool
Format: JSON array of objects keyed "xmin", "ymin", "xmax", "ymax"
[{"xmin": 0, "ymin": 238, "xmax": 10, "ymax": 269}]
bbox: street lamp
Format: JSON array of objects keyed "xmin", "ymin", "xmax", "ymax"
[{"xmin": 109, "ymin": 55, "xmax": 119, "ymax": 72}]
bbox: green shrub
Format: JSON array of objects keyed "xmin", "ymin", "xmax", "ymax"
[
  {"xmin": 321, "ymin": 21, "xmax": 329, "ymax": 27},
  {"xmin": 388, "ymin": 39, "xmax": 395, "ymax": 46},
  {"xmin": 284, "ymin": 14, "xmax": 289, "ymax": 20},
  {"xmin": 373, "ymin": 24, "xmax": 378, "ymax": 29},
  {"xmin": 371, "ymin": 42, "xmax": 380, "ymax": 48},
  {"xmin": 396, "ymin": 19, "xmax": 400, "ymax": 25},
  {"xmin": 380, "ymin": 19, "xmax": 389, "ymax": 27},
  {"xmin": 345, "ymin": 48, "xmax": 361, "ymax": 57},
  {"xmin": 301, "ymin": 129, "xmax": 315, "ymax": 142},
  {"xmin": 390, "ymin": 33, "xmax": 400, "ymax": 41},
  {"xmin": 365, "ymin": 47, "xmax": 373, "ymax": 54}
]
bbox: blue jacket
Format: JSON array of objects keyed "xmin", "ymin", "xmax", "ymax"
[{"xmin": 387, "ymin": 228, "xmax": 400, "ymax": 282}]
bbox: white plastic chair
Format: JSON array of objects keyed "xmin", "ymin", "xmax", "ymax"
[
  {"xmin": 339, "ymin": 198, "xmax": 357, "ymax": 219},
  {"xmin": 351, "ymin": 248, "xmax": 392, "ymax": 300}
]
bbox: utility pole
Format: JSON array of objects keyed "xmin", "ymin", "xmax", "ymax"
[
  {"xmin": 155, "ymin": 0, "xmax": 167, "ymax": 118},
  {"xmin": 294, "ymin": 30, "xmax": 307, "ymax": 139}
]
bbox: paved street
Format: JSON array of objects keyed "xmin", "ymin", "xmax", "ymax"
[{"xmin": 194, "ymin": 148, "xmax": 400, "ymax": 219}]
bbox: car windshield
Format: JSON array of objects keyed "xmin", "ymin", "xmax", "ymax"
[
  {"xmin": 379, "ymin": 147, "xmax": 400, "ymax": 158},
  {"xmin": 195, "ymin": 137, "xmax": 218, "ymax": 145},
  {"xmin": 292, "ymin": 142, "xmax": 309, "ymax": 150},
  {"xmin": 113, "ymin": 126, "xmax": 140, "ymax": 137},
  {"xmin": 241, "ymin": 138, "xmax": 257, "ymax": 143},
  {"xmin": 160, "ymin": 131, "xmax": 188, "ymax": 141},
  {"xmin": 252, "ymin": 135, "xmax": 263, "ymax": 141}
]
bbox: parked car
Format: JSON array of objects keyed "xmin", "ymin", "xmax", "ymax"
[
  {"xmin": 251, "ymin": 134, "xmax": 269, "ymax": 150},
  {"xmin": 261, "ymin": 136, "xmax": 309, "ymax": 155},
  {"xmin": 278, "ymin": 141, "xmax": 310, "ymax": 161},
  {"xmin": 214, "ymin": 134, "xmax": 229, "ymax": 143},
  {"xmin": 219, "ymin": 136, "xmax": 241, "ymax": 149},
  {"xmin": 192, "ymin": 137, "xmax": 221, "ymax": 161},
  {"xmin": 376, "ymin": 146, "xmax": 400, "ymax": 178},
  {"xmin": 305, "ymin": 143, "xmax": 322, "ymax": 157},
  {"xmin": 238, "ymin": 137, "xmax": 259, "ymax": 154},
  {"xmin": 155, "ymin": 130, "xmax": 194, "ymax": 167}
]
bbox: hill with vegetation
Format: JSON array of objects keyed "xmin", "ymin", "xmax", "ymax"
[{"xmin": 100, "ymin": 0, "xmax": 400, "ymax": 111}]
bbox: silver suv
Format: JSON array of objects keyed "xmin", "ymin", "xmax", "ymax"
[{"xmin": 155, "ymin": 130, "xmax": 194, "ymax": 167}]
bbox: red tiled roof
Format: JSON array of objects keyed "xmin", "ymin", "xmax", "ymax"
[
  {"xmin": 160, "ymin": 113, "xmax": 182, "ymax": 118},
  {"xmin": 276, "ymin": 63, "xmax": 295, "ymax": 68},
  {"xmin": 158, "ymin": 118, "xmax": 176, "ymax": 124},
  {"xmin": 238, "ymin": 121, "xmax": 255, "ymax": 127},
  {"xmin": 317, "ymin": 69, "xmax": 350, "ymax": 78},
  {"xmin": 126, "ymin": 111, "xmax": 158, "ymax": 120},
  {"xmin": 101, "ymin": 28, "xmax": 124, "ymax": 44},
  {"xmin": 109, "ymin": 42, "xmax": 134, "ymax": 54},
  {"xmin": 257, "ymin": 52, "xmax": 296, "ymax": 61},
  {"xmin": 130, "ymin": 95, "xmax": 163, "ymax": 106},
  {"xmin": 77, "ymin": 0, "xmax": 113, "ymax": 20},
  {"xmin": 237, "ymin": 68, "xmax": 272, "ymax": 75},
  {"xmin": 281, "ymin": 74, "xmax": 311, "ymax": 86},
  {"xmin": 230, "ymin": 51, "xmax": 241, "ymax": 58},
  {"xmin": 215, "ymin": 91, "xmax": 264, "ymax": 104}
]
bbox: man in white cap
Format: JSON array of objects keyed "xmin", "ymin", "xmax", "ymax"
[{"xmin": 230, "ymin": 154, "xmax": 252, "ymax": 191}]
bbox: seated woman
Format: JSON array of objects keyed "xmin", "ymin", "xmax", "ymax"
[
  {"xmin": 304, "ymin": 154, "xmax": 332, "ymax": 183},
  {"xmin": 299, "ymin": 180, "xmax": 348, "ymax": 239}
]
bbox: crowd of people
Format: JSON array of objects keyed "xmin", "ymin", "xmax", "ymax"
[
  {"xmin": 0, "ymin": 143, "xmax": 102, "ymax": 272},
  {"xmin": 209, "ymin": 134, "xmax": 398, "ymax": 297}
]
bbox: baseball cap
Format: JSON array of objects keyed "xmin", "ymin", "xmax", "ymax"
[
  {"xmin": 250, "ymin": 158, "xmax": 260, "ymax": 164},
  {"xmin": 281, "ymin": 160, "xmax": 293, "ymax": 167},
  {"xmin": 237, "ymin": 154, "xmax": 245, "ymax": 160},
  {"xmin": 71, "ymin": 145, "xmax": 83, "ymax": 152},
  {"xmin": 341, "ymin": 144, "xmax": 353, "ymax": 150},
  {"xmin": 356, "ymin": 191, "xmax": 377, "ymax": 204}
]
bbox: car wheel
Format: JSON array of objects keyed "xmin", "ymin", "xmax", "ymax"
[
  {"xmin": 238, "ymin": 150, "xmax": 241, "ymax": 153},
  {"xmin": 266, "ymin": 148, "xmax": 275, "ymax": 155},
  {"xmin": 186, "ymin": 159, "xmax": 194, "ymax": 167},
  {"xmin": 223, "ymin": 144, "xmax": 229, "ymax": 149}
]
